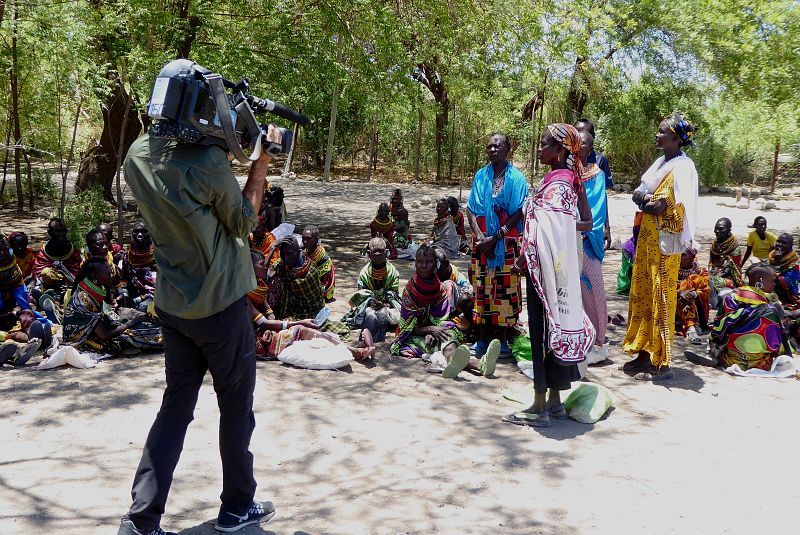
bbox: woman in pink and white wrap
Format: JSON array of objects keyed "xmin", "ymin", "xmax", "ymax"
[{"xmin": 504, "ymin": 123, "xmax": 596, "ymax": 428}]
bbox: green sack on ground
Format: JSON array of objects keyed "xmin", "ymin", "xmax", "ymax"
[
  {"xmin": 563, "ymin": 383, "xmax": 614, "ymax": 424},
  {"xmin": 511, "ymin": 334, "xmax": 531, "ymax": 362},
  {"xmin": 616, "ymin": 252, "xmax": 632, "ymax": 295}
]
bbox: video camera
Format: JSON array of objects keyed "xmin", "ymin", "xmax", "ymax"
[{"xmin": 147, "ymin": 59, "xmax": 309, "ymax": 163}]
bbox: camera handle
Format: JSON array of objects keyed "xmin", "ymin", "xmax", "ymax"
[{"xmin": 205, "ymin": 73, "xmax": 263, "ymax": 163}]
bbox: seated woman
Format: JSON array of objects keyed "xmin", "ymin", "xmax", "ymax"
[
  {"xmin": 709, "ymin": 217, "xmax": 743, "ymax": 292},
  {"xmin": 0, "ymin": 233, "xmax": 32, "ymax": 313},
  {"xmin": 249, "ymin": 217, "xmax": 279, "ymax": 266},
  {"xmin": 686, "ymin": 265, "xmax": 791, "ymax": 371},
  {"xmin": 431, "ymin": 198, "xmax": 459, "ymax": 259},
  {"xmin": 302, "ymin": 225, "xmax": 336, "ymax": 302},
  {"xmin": 369, "ymin": 203, "xmax": 398, "ymax": 259},
  {"xmin": 343, "ymin": 237, "xmax": 401, "ymax": 343},
  {"xmin": 394, "ymin": 208, "xmax": 412, "ymax": 250},
  {"xmin": 8, "ymin": 231, "xmax": 35, "ymax": 282},
  {"xmin": 768, "ymin": 233, "xmax": 800, "ymax": 310},
  {"xmin": 33, "ymin": 218, "xmax": 82, "ymax": 300},
  {"xmin": 389, "ymin": 188, "xmax": 404, "ymax": 219},
  {"xmin": 390, "ymin": 245, "xmax": 498, "ymax": 378},
  {"xmin": 248, "ymin": 249, "xmax": 275, "ymax": 322},
  {"xmin": 267, "ymin": 235, "xmax": 350, "ymax": 339},
  {"xmin": 676, "ymin": 248, "xmax": 710, "ymax": 344},
  {"xmin": 62, "ymin": 259, "xmax": 162, "ymax": 355},
  {"xmin": 447, "ymin": 197, "xmax": 471, "ymax": 254},
  {"xmin": 119, "ymin": 221, "xmax": 157, "ymax": 312}
]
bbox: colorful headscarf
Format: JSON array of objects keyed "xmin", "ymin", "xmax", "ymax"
[
  {"xmin": 664, "ymin": 112, "xmax": 695, "ymax": 148},
  {"xmin": 547, "ymin": 123, "xmax": 585, "ymax": 188}
]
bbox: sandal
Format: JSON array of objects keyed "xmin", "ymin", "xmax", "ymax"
[
  {"xmin": 611, "ymin": 314, "xmax": 627, "ymax": 326},
  {"xmin": 442, "ymin": 345, "xmax": 470, "ymax": 378},
  {"xmin": 502, "ymin": 411, "xmax": 551, "ymax": 428},
  {"xmin": 685, "ymin": 350, "xmax": 718, "ymax": 367},
  {"xmin": 13, "ymin": 338, "xmax": 41, "ymax": 366},
  {"xmin": 634, "ymin": 366, "xmax": 675, "ymax": 381},
  {"xmin": 547, "ymin": 403, "xmax": 568, "ymax": 419},
  {"xmin": 685, "ymin": 327, "xmax": 702, "ymax": 345},
  {"xmin": 479, "ymin": 339, "xmax": 501, "ymax": 377}
]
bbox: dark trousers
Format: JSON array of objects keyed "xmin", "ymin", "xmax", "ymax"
[
  {"xmin": 127, "ymin": 297, "xmax": 257, "ymax": 530},
  {"xmin": 526, "ymin": 275, "xmax": 579, "ymax": 394}
]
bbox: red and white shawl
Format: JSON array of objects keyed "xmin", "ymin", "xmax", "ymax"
[{"xmin": 522, "ymin": 169, "xmax": 595, "ymax": 363}]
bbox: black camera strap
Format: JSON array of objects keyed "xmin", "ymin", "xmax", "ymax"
[{"xmin": 204, "ymin": 73, "xmax": 262, "ymax": 163}]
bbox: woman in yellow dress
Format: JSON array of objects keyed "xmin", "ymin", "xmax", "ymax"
[{"xmin": 622, "ymin": 113, "xmax": 698, "ymax": 380}]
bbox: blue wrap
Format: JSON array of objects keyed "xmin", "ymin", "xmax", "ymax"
[
  {"xmin": 467, "ymin": 162, "xmax": 528, "ymax": 269},
  {"xmin": 582, "ymin": 170, "xmax": 607, "ymax": 262}
]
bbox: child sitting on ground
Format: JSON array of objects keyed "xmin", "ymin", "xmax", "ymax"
[
  {"xmin": 394, "ymin": 208, "xmax": 412, "ymax": 250},
  {"xmin": 447, "ymin": 196, "xmax": 471, "ymax": 254}
]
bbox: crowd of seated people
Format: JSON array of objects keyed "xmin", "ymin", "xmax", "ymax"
[{"xmin": 1, "ymin": 218, "xmax": 165, "ymax": 367}]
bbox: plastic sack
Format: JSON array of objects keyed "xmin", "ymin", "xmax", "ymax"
[
  {"xmin": 277, "ymin": 338, "xmax": 353, "ymax": 370},
  {"xmin": 563, "ymin": 382, "xmax": 614, "ymax": 424},
  {"xmin": 37, "ymin": 346, "xmax": 105, "ymax": 370},
  {"xmin": 511, "ymin": 334, "xmax": 532, "ymax": 362}
]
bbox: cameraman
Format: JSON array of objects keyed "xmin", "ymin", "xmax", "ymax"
[{"xmin": 117, "ymin": 124, "xmax": 281, "ymax": 535}]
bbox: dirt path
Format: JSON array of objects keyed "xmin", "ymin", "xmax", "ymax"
[{"xmin": 2, "ymin": 176, "xmax": 800, "ymax": 534}]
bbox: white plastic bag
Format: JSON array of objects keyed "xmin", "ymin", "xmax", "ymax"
[
  {"xmin": 37, "ymin": 346, "xmax": 106, "ymax": 370},
  {"xmin": 277, "ymin": 338, "xmax": 353, "ymax": 370}
]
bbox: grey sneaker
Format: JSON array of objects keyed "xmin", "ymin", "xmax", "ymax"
[
  {"xmin": 117, "ymin": 517, "xmax": 175, "ymax": 535},
  {"xmin": 215, "ymin": 500, "xmax": 276, "ymax": 532}
]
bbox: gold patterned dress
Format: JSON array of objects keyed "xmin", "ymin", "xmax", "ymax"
[{"xmin": 623, "ymin": 172, "xmax": 685, "ymax": 368}]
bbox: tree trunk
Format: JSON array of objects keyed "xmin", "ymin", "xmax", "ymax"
[
  {"xmin": 323, "ymin": 36, "xmax": 345, "ymax": 182},
  {"xmin": 76, "ymin": 75, "xmax": 141, "ymax": 201},
  {"xmin": 22, "ymin": 148, "xmax": 33, "ymax": 210},
  {"xmin": 60, "ymin": 95, "xmax": 83, "ymax": 218},
  {"xmin": 1, "ymin": 119, "xmax": 10, "ymax": 206},
  {"xmin": 10, "ymin": 3, "xmax": 23, "ymax": 212},
  {"xmin": 115, "ymin": 91, "xmax": 133, "ymax": 242},
  {"xmin": 366, "ymin": 110, "xmax": 378, "ymax": 181},
  {"xmin": 447, "ymin": 104, "xmax": 456, "ymax": 181},
  {"xmin": 770, "ymin": 139, "xmax": 780, "ymax": 193},
  {"xmin": 414, "ymin": 61, "xmax": 449, "ymax": 181},
  {"xmin": 283, "ymin": 120, "xmax": 300, "ymax": 176},
  {"xmin": 414, "ymin": 107, "xmax": 423, "ymax": 181},
  {"xmin": 565, "ymin": 57, "xmax": 589, "ymax": 124}
]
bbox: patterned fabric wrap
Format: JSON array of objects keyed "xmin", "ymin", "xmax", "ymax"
[
  {"xmin": 711, "ymin": 286, "xmax": 787, "ymax": 371},
  {"xmin": 623, "ymin": 172, "xmax": 683, "ymax": 368},
  {"xmin": 709, "ymin": 235, "xmax": 743, "ymax": 290},
  {"xmin": 664, "ymin": 112, "xmax": 695, "ymax": 147},
  {"xmin": 33, "ymin": 243, "xmax": 82, "ymax": 286},
  {"xmin": 452, "ymin": 210, "xmax": 467, "ymax": 239},
  {"xmin": 522, "ymin": 169, "xmax": 595, "ymax": 363},
  {"xmin": 769, "ymin": 250, "xmax": 800, "ymax": 310},
  {"xmin": 580, "ymin": 252, "xmax": 607, "ymax": 346},
  {"xmin": 268, "ymin": 258, "xmax": 325, "ymax": 320},
  {"xmin": 547, "ymin": 123, "xmax": 585, "ymax": 188},
  {"xmin": 432, "ymin": 218, "xmax": 459, "ymax": 258},
  {"xmin": 470, "ymin": 235, "xmax": 522, "ymax": 327},
  {"xmin": 390, "ymin": 274, "xmax": 460, "ymax": 356},
  {"xmin": 307, "ymin": 243, "xmax": 336, "ymax": 301},
  {"xmin": 255, "ymin": 324, "xmax": 302, "ymax": 360},
  {"xmin": 466, "ymin": 161, "xmax": 528, "ymax": 268},
  {"xmin": 14, "ymin": 248, "xmax": 35, "ymax": 280},
  {"xmin": 63, "ymin": 280, "xmax": 162, "ymax": 354},
  {"xmin": 676, "ymin": 264, "xmax": 710, "ymax": 334},
  {"xmin": 0, "ymin": 258, "xmax": 24, "ymax": 290}
]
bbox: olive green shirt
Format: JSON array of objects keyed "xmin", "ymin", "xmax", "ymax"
[{"xmin": 123, "ymin": 134, "xmax": 257, "ymax": 319}]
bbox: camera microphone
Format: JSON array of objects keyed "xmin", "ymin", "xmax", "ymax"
[{"xmin": 251, "ymin": 97, "xmax": 309, "ymax": 126}]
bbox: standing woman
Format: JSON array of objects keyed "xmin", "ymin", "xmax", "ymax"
[
  {"xmin": 577, "ymin": 131, "xmax": 609, "ymax": 357},
  {"xmin": 466, "ymin": 133, "xmax": 528, "ymax": 356},
  {"xmin": 505, "ymin": 124, "xmax": 595, "ymax": 427},
  {"xmin": 623, "ymin": 113, "xmax": 698, "ymax": 380}
]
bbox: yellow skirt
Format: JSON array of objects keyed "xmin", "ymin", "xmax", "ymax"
[{"xmin": 622, "ymin": 212, "xmax": 680, "ymax": 367}]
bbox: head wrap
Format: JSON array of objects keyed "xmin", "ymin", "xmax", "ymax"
[
  {"xmin": 547, "ymin": 123, "xmax": 585, "ymax": 188},
  {"xmin": 664, "ymin": 112, "xmax": 695, "ymax": 147}
]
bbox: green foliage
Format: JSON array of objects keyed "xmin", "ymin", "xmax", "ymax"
[{"xmin": 60, "ymin": 188, "xmax": 112, "ymax": 251}]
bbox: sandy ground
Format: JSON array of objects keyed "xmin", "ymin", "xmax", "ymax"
[{"xmin": 2, "ymin": 175, "xmax": 800, "ymax": 535}]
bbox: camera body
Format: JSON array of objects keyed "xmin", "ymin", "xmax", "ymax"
[{"xmin": 147, "ymin": 59, "xmax": 308, "ymax": 161}]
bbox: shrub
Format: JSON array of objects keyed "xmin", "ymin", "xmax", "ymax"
[{"xmin": 59, "ymin": 187, "xmax": 112, "ymax": 251}]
